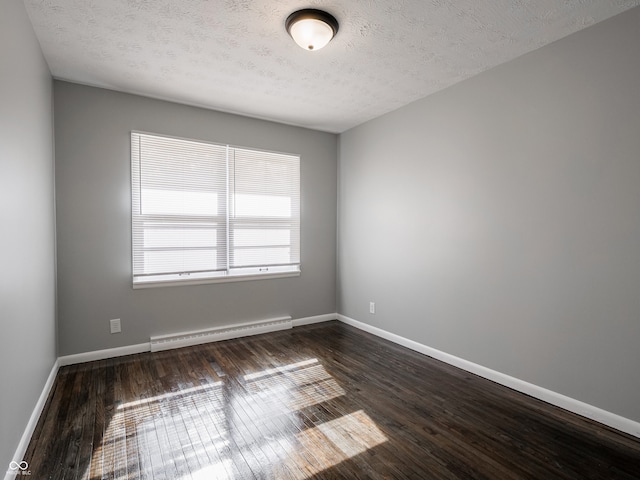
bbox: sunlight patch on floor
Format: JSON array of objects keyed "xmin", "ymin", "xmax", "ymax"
[
  {"xmin": 243, "ymin": 358, "xmax": 319, "ymax": 381},
  {"xmin": 295, "ymin": 409, "xmax": 388, "ymax": 477},
  {"xmin": 117, "ymin": 381, "xmax": 223, "ymax": 410},
  {"xmin": 189, "ymin": 459, "xmax": 232, "ymax": 480},
  {"xmin": 90, "ymin": 358, "xmax": 386, "ymax": 479},
  {"xmin": 245, "ymin": 358, "xmax": 346, "ymax": 412}
]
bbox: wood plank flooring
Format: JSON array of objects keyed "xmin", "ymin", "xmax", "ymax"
[{"xmin": 23, "ymin": 321, "xmax": 640, "ymax": 479}]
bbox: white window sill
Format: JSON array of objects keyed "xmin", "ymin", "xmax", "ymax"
[{"xmin": 132, "ymin": 268, "xmax": 300, "ymax": 289}]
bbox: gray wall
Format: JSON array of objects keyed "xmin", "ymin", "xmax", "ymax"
[
  {"xmin": 54, "ymin": 82, "xmax": 337, "ymax": 356},
  {"xmin": 338, "ymin": 7, "xmax": 640, "ymax": 422},
  {"xmin": 0, "ymin": 0, "xmax": 57, "ymax": 470}
]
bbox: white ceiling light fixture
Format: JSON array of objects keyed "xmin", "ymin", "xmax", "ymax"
[{"xmin": 286, "ymin": 9, "xmax": 339, "ymax": 51}]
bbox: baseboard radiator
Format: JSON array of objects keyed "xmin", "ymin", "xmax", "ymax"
[{"xmin": 150, "ymin": 316, "xmax": 293, "ymax": 352}]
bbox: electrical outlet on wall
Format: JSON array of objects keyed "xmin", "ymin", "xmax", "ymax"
[
  {"xmin": 110, "ymin": 318, "xmax": 121, "ymax": 334},
  {"xmin": 369, "ymin": 302, "xmax": 376, "ymax": 314}
]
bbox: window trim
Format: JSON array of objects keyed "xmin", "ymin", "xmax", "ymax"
[
  {"xmin": 130, "ymin": 130, "xmax": 301, "ymax": 288},
  {"xmin": 132, "ymin": 267, "xmax": 301, "ymax": 289}
]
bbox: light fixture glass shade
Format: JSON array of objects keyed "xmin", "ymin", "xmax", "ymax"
[
  {"xmin": 286, "ymin": 9, "xmax": 339, "ymax": 51},
  {"xmin": 290, "ymin": 18, "xmax": 334, "ymax": 51}
]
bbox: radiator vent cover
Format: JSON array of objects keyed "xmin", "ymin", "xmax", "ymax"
[{"xmin": 150, "ymin": 316, "xmax": 292, "ymax": 352}]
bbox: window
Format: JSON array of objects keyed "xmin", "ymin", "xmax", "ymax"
[{"xmin": 131, "ymin": 132, "xmax": 300, "ymax": 287}]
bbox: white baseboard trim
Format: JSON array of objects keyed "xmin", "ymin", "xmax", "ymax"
[
  {"xmin": 292, "ymin": 313, "xmax": 337, "ymax": 327},
  {"xmin": 337, "ymin": 314, "xmax": 640, "ymax": 439},
  {"xmin": 5, "ymin": 359, "xmax": 60, "ymax": 480},
  {"xmin": 58, "ymin": 343, "xmax": 151, "ymax": 366}
]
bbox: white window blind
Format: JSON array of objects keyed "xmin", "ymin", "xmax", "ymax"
[{"xmin": 131, "ymin": 132, "xmax": 300, "ymax": 286}]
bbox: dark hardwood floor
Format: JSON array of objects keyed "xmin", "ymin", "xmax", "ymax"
[{"xmin": 24, "ymin": 321, "xmax": 640, "ymax": 479}]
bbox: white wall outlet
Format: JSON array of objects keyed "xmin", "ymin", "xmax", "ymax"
[
  {"xmin": 369, "ymin": 302, "xmax": 376, "ymax": 314},
  {"xmin": 110, "ymin": 318, "xmax": 121, "ymax": 334}
]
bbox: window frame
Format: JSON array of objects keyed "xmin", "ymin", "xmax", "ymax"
[{"xmin": 131, "ymin": 131, "xmax": 301, "ymax": 289}]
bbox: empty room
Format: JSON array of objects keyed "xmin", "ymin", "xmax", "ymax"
[{"xmin": 2, "ymin": 0, "xmax": 640, "ymax": 478}]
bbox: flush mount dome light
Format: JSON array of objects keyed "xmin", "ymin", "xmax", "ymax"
[{"xmin": 286, "ymin": 9, "xmax": 339, "ymax": 51}]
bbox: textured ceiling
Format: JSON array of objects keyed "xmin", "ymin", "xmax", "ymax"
[{"xmin": 24, "ymin": 0, "xmax": 640, "ymax": 133}]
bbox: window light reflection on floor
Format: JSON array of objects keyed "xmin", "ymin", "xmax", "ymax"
[
  {"xmin": 184, "ymin": 410, "xmax": 388, "ymax": 480},
  {"xmin": 89, "ymin": 358, "xmax": 387, "ymax": 479},
  {"xmin": 117, "ymin": 381, "xmax": 223, "ymax": 410},
  {"xmin": 243, "ymin": 358, "xmax": 318, "ymax": 381},
  {"xmin": 245, "ymin": 357, "xmax": 346, "ymax": 412},
  {"xmin": 189, "ymin": 459, "xmax": 233, "ymax": 479},
  {"xmin": 296, "ymin": 409, "xmax": 388, "ymax": 476}
]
